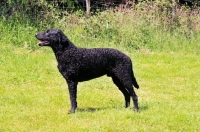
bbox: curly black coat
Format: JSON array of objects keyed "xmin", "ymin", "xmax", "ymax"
[{"xmin": 36, "ymin": 29, "xmax": 139, "ymax": 113}]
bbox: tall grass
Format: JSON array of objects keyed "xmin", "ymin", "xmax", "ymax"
[{"xmin": 1, "ymin": 1, "xmax": 200, "ymax": 54}]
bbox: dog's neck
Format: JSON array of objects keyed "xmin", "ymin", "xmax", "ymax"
[
  {"xmin": 51, "ymin": 39, "xmax": 77, "ymax": 61},
  {"xmin": 66, "ymin": 40, "xmax": 77, "ymax": 50}
]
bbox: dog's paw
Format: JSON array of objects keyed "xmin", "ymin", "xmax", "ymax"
[{"xmin": 68, "ymin": 109, "xmax": 75, "ymax": 114}]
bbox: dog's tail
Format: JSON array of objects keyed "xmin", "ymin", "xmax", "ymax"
[{"xmin": 132, "ymin": 70, "xmax": 139, "ymax": 89}]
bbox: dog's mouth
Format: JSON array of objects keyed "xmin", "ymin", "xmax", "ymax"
[{"xmin": 38, "ymin": 41, "xmax": 50, "ymax": 46}]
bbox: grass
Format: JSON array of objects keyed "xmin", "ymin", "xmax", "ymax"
[{"xmin": 0, "ymin": 44, "xmax": 200, "ymax": 131}]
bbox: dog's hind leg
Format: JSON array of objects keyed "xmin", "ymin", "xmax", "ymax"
[
  {"xmin": 66, "ymin": 80, "xmax": 78, "ymax": 114},
  {"xmin": 112, "ymin": 72, "xmax": 139, "ymax": 112},
  {"xmin": 126, "ymin": 84, "xmax": 139, "ymax": 112},
  {"xmin": 131, "ymin": 91, "xmax": 139, "ymax": 112},
  {"xmin": 111, "ymin": 76, "xmax": 130, "ymax": 108}
]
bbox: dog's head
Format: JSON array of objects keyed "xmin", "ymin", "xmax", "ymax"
[{"xmin": 36, "ymin": 29, "xmax": 67, "ymax": 47}]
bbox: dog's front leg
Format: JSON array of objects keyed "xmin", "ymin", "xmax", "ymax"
[{"xmin": 67, "ymin": 80, "xmax": 78, "ymax": 114}]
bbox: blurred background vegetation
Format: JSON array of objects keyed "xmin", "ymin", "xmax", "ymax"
[{"xmin": 0, "ymin": 0, "xmax": 200, "ymax": 54}]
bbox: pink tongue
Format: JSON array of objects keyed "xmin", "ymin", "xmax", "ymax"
[
  {"xmin": 39, "ymin": 41, "xmax": 43, "ymax": 44},
  {"xmin": 38, "ymin": 41, "xmax": 45, "ymax": 44}
]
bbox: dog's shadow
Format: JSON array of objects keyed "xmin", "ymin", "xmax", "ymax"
[
  {"xmin": 77, "ymin": 107, "xmax": 108, "ymax": 112},
  {"xmin": 139, "ymin": 105, "xmax": 148, "ymax": 111},
  {"xmin": 76, "ymin": 105, "xmax": 148, "ymax": 113}
]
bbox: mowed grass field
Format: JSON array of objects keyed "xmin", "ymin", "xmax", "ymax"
[{"xmin": 0, "ymin": 44, "xmax": 199, "ymax": 131}]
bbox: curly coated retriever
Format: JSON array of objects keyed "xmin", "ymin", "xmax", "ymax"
[{"xmin": 36, "ymin": 29, "xmax": 139, "ymax": 113}]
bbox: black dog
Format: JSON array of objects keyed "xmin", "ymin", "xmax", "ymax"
[{"xmin": 36, "ymin": 29, "xmax": 139, "ymax": 113}]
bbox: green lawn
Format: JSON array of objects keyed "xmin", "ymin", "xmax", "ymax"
[{"xmin": 0, "ymin": 45, "xmax": 200, "ymax": 131}]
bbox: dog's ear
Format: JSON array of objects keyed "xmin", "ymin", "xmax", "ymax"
[
  {"xmin": 58, "ymin": 31, "xmax": 63, "ymax": 49},
  {"xmin": 58, "ymin": 32, "xmax": 61, "ymax": 44}
]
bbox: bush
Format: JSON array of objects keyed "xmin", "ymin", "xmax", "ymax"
[{"xmin": 0, "ymin": 1, "xmax": 200, "ymax": 54}]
